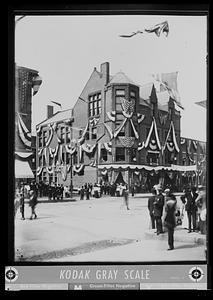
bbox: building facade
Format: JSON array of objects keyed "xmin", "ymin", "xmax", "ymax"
[
  {"xmin": 15, "ymin": 64, "xmax": 42, "ymax": 181},
  {"xmin": 36, "ymin": 62, "xmax": 206, "ymax": 192}
]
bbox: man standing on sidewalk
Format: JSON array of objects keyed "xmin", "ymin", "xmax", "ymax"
[
  {"xmin": 163, "ymin": 189, "xmax": 177, "ymax": 250},
  {"xmin": 148, "ymin": 188, "xmax": 156, "ymax": 229},
  {"xmin": 182, "ymin": 186, "xmax": 198, "ymax": 232},
  {"xmin": 153, "ymin": 187, "xmax": 164, "ymax": 234}
]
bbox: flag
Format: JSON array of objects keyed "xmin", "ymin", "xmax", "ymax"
[
  {"xmin": 195, "ymin": 100, "xmax": 207, "ymax": 109},
  {"xmin": 144, "ymin": 21, "xmax": 169, "ymax": 37},
  {"xmin": 119, "ymin": 21, "xmax": 169, "ymax": 38},
  {"xmin": 152, "ymin": 72, "xmax": 184, "ymax": 110},
  {"xmin": 32, "ymin": 75, "xmax": 42, "ymax": 96},
  {"xmin": 119, "ymin": 30, "xmax": 144, "ymax": 38},
  {"xmin": 51, "ymin": 101, "xmax": 62, "ymax": 108}
]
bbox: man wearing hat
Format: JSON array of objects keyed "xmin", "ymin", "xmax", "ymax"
[
  {"xmin": 163, "ymin": 189, "xmax": 177, "ymax": 250},
  {"xmin": 153, "ymin": 187, "xmax": 165, "ymax": 234}
]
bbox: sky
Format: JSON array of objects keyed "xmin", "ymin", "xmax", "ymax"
[{"xmin": 15, "ymin": 14, "xmax": 207, "ymax": 141}]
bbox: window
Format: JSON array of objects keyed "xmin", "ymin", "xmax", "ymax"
[
  {"xmin": 91, "ymin": 127, "xmax": 97, "ymax": 140},
  {"xmin": 89, "ymin": 93, "xmax": 101, "ymax": 117},
  {"xmin": 61, "ymin": 126, "xmax": 65, "ymax": 143},
  {"xmin": 49, "ymin": 154, "xmax": 53, "ymax": 166},
  {"xmin": 115, "ymin": 89, "xmax": 125, "ymax": 112},
  {"xmin": 146, "ymin": 152, "xmax": 159, "ymax": 165},
  {"xmin": 43, "ymin": 130, "xmax": 48, "ymax": 146},
  {"xmin": 39, "ymin": 155, "xmax": 42, "ymax": 167},
  {"xmin": 116, "ymin": 147, "xmax": 125, "ymax": 161},
  {"xmin": 66, "ymin": 127, "xmax": 71, "ymax": 144},
  {"xmin": 101, "ymin": 148, "xmax": 108, "ymax": 162},
  {"xmin": 130, "ymin": 148, "xmax": 137, "ymax": 162},
  {"xmin": 66, "ymin": 153, "xmax": 70, "ymax": 165},
  {"xmin": 73, "ymin": 153, "xmax": 77, "ymax": 164},
  {"xmin": 115, "ymin": 113, "xmax": 125, "ymax": 137}
]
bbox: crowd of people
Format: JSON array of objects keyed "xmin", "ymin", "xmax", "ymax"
[{"xmin": 147, "ymin": 184, "xmax": 207, "ymax": 250}]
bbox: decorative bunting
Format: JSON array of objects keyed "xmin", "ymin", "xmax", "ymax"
[
  {"xmin": 38, "ymin": 148, "xmax": 43, "ymax": 156},
  {"xmin": 49, "ymin": 145, "xmax": 59, "ymax": 158},
  {"xmin": 81, "ymin": 143, "xmax": 97, "ymax": 154},
  {"xmin": 89, "ymin": 160, "xmax": 97, "ymax": 167},
  {"xmin": 163, "ymin": 121, "xmax": 179, "ymax": 153},
  {"xmin": 106, "ymin": 111, "xmax": 116, "ymax": 122},
  {"xmin": 118, "ymin": 136, "xmax": 135, "ymax": 148},
  {"xmin": 138, "ymin": 142, "xmax": 145, "ymax": 151},
  {"xmin": 145, "ymin": 117, "xmax": 161, "ymax": 150},
  {"xmin": 122, "ymin": 98, "xmax": 135, "ymax": 116},
  {"xmin": 36, "ymin": 125, "xmax": 42, "ymax": 135},
  {"xmin": 101, "ymin": 170, "xmax": 108, "ymax": 176},
  {"xmin": 32, "ymin": 75, "xmax": 42, "ymax": 96},
  {"xmin": 65, "ymin": 144, "xmax": 77, "ymax": 155},
  {"xmin": 17, "ymin": 113, "xmax": 31, "ymax": 149},
  {"xmin": 103, "ymin": 142, "xmax": 112, "ymax": 153},
  {"xmin": 192, "ymin": 140, "xmax": 198, "ymax": 150},
  {"xmin": 130, "ymin": 119, "xmax": 139, "ymax": 139},
  {"xmin": 78, "ymin": 122, "xmax": 89, "ymax": 145},
  {"xmin": 36, "ymin": 166, "xmax": 43, "ymax": 176},
  {"xmin": 104, "ymin": 122, "xmax": 114, "ymax": 140},
  {"xmin": 89, "ymin": 117, "xmax": 100, "ymax": 127},
  {"xmin": 114, "ymin": 118, "xmax": 128, "ymax": 138},
  {"xmin": 15, "ymin": 151, "xmax": 34, "ymax": 161},
  {"xmin": 46, "ymin": 166, "xmax": 54, "ymax": 174},
  {"xmin": 137, "ymin": 113, "xmax": 145, "ymax": 124},
  {"xmin": 73, "ymin": 164, "xmax": 85, "ymax": 175},
  {"xmin": 180, "ymin": 138, "xmax": 185, "ymax": 145}
]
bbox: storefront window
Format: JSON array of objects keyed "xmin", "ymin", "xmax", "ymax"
[{"xmin": 116, "ymin": 147, "xmax": 125, "ymax": 161}]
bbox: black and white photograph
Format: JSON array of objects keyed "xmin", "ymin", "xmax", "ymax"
[{"xmin": 13, "ymin": 11, "xmax": 207, "ymax": 267}]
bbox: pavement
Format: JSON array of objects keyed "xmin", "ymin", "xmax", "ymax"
[{"xmin": 15, "ymin": 195, "xmax": 206, "ymax": 262}]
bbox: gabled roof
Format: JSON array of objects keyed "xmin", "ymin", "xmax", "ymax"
[
  {"xmin": 37, "ymin": 109, "xmax": 73, "ymax": 127},
  {"xmin": 109, "ymin": 71, "xmax": 137, "ymax": 85}
]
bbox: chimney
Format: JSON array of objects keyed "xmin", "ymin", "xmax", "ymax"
[
  {"xmin": 47, "ymin": 105, "xmax": 54, "ymax": 119},
  {"xmin": 100, "ymin": 62, "xmax": 110, "ymax": 85}
]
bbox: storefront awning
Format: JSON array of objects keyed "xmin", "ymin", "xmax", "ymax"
[
  {"xmin": 15, "ymin": 159, "xmax": 34, "ymax": 178},
  {"xmin": 98, "ymin": 164, "xmax": 197, "ymax": 172}
]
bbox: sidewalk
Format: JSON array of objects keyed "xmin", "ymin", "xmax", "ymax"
[
  {"xmin": 144, "ymin": 227, "xmax": 206, "ymax": 245},
  {"xmin": 31, "ymin": 192, "xmax": 184, "ymax": 203}
]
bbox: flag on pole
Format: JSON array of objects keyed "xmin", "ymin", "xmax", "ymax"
[
  {"xmin": 32, "ymin": 75, "xmax": 42, "ymax": 96},
  {"xmin": 119, "ymin": 21, "xmax": 169, "ymax": 38},
  {"xmin": 144, "ymin": 21, "xmax": 169, "ymax": 37},
  {"xmin": 152, "ymin": 72, "xmax": 184, "ymax": 110}
]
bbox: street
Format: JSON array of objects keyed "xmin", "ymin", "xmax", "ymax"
[{"xmin": 15, "ymin": 195, "xmax": 206, "ymax": 262}]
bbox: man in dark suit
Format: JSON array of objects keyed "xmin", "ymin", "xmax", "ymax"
[
  {"xmin": 153, "ymin": 187, "xmax": 165, "ymax": 234},
  {"xmin": 148, "ymin": 188, "xmax": 156, "ymax": 229},
  {"xmin": 182, "ymin": 186, "xmax": 198, "ymax": 232},
  {"xmin": 163, "ymin": 189, "xmax": 177, "ymax": 250}
]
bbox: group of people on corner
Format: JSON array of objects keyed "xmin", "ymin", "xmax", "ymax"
[
  {"xmin": 148, "ymin": 184, "xmax": 206, "ymax": 251},
  {"xmin": 180, "ymin": 185, "xmax": 206, "ymax": 235},
  {"xmin": 15, "ymin": 182, "xmax": 38, "ymax": 220}
]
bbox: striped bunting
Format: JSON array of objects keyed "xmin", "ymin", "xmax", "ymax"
[{"xmin": 32, "ymin": 75, "xmax": 42, "ymax": 96}]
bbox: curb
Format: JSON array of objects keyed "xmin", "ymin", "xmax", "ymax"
[{"xmin": 144, "ymin": 229, "xmax": 206, "ymax": 245}]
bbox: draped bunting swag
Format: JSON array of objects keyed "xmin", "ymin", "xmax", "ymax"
[
  {"xmin": 81, "ymin": 143, "xmax": 97, "ymax": 154},
  {"xmin": 137, "ymin": 113, "xmax": 145, "ymax": 124},
  {"xmin": 104, "ymin": 123, "xmax": 114, "ymax": 140},
  {"xmin": 145, "ymin": 117, "xmax": 161, "ymax": 150},
  {"xmin": 106, "ymin": 111, "xmax": 116, "ymax": 122},
  {"xmin": 17, "ymin": 113, "xmax": 32, "ymax": 149},
  {"xmin": 78, "ymin": 122, "xmax": 89, "ymax": 145},
  {"xmin": 103, "ymin": 142, "xmax": 112, "ymax": 153},
  {"xmin": 163, "ymin": 121, "xmax": 180, "ymax": 153},
  {"xmin": 73, "ymin": 164, "xmax": 85, "ymax": 174},
  {"xmin": 65, "ymin": 144, "xmax": 77, "ymax": 155},
  {"xmin": 36, "ymin": 166, "xmax": 43, "ymax": 176}
]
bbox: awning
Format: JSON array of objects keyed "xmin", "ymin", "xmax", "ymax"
[
  {"xmin": 15, "ymin": 159, "xmax": 34, "ymax": 178},
  {"xmin": 98, "ymin": 164, "xmax": 197, "ymax": 172}
]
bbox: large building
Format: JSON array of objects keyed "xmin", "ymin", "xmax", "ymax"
[
  {"xmin": 35, "ymin": 62, "xmax": 206, "ymax": 192},
  {"xmin": 15, "ymin": 64, "xmax": 42, "ymax": 182}
]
